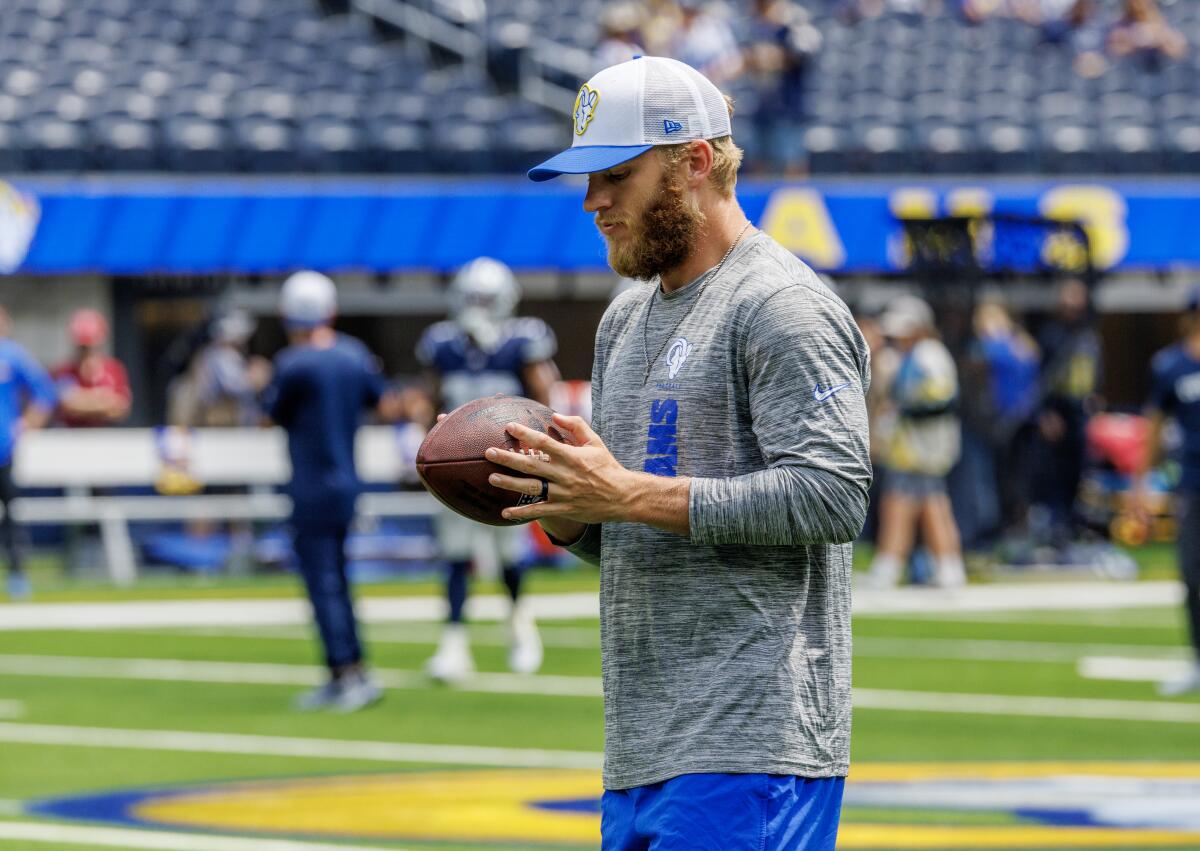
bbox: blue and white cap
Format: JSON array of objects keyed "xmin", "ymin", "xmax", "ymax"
[{"xmin": 527, "ymin": 56, "xmax": 732, "ymax": 182}]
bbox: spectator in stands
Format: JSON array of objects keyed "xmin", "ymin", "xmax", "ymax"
[
  {"xmin": 866, "ymin": 295, "xmax": 967, "ymax": 588},
  {"xmin": 52, "ymin": 309, "xmax": 131, "ymax": 428},
  {"xmin": 595, "ymin": 3, "xmax": 645, "ymax": 72},
  {"xmin": 661, "ymin": 0, "xmax": 743, "ymax": 87},
  {"xmin": 1030, "ymin": 278, "xmax": 1102, "ymax": 545},
  {"xmin": 741, "ymin": 0, "xmax": 822, "ymax": 176},
  {"xmin": 0, "ymin": 307, "xmax": 56, "ymax": 599},
  {"xmin": 836, "ymin": 0, "xmax": 932, "ymax": 23},
  {"xmin": 1136, "ymin": 285, "xmax": 1200, "ymax": 697},
  {"xmin": 959, "ymin": 0, "xmax": 1007, "ymax": 25},
  {"xmin": 263, "ymin": 271, "xmax": 401, "ymax": 713},
  {"xmin": 1107, "ymin": 0, "xmax": 1188, "ymax": 68},
  {"xmin": 168, "ymin": 309, "xmax": 271, "ymax": 427}
]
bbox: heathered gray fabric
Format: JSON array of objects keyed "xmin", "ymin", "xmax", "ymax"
[{"xmin": 569, "ymin": 231, "xmax": 872, "ymax": 790}]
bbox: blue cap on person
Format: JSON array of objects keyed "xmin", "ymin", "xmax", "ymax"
[
  {"xmin": 280, "ymin": 271, "xmax": 337, "ymax": 328},
  {"xmin": 527, "ymin": 56, "xmax": 732, "ymax": 182}
]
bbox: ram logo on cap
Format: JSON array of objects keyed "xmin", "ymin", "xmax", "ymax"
[{"xmin": 573, "ymin": 84, "xmax": 600, "ymax": 136}]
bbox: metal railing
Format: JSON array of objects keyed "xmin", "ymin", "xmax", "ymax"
[{"xmin": 350, "ymin": 0, "xmax": 588, "ymax": 114}]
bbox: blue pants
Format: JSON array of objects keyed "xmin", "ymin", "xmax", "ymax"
[
  {"xmin": 601, "ymin": 774, "xmax": 844, "ymax": 851},
  {"xmin": 293, "ymin": 524, "xmax": 363, "ymax": 671},
  {"xmin": 1178, "ymin": 491, "xmax": 1200, "ymax": 660}
]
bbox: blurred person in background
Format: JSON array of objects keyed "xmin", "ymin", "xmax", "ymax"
[
  {"xmin": 1108, "ymin": 0, "xmax": 1188, "ymax": 68},
  {"xmin": 52, "ymin": 309, "xmax": 131, "ymax": 428},
  {"xmin": 1135, "ymin": 286, "xmax": 1200, "ymax": 697},
  {"xmin": 662, "ymin": 0, "xmax": 743, "ymax": 87},
  {"xmin": 857, "ymin": 312, "xmax": 899, "ymax": 545},
  {"xmin": 417, "ymin": 257, "xmax": 559, "ymax": 682},
  {"xmin": 971, "ymin": 299, "xmax": 1041, "ymax": 533},
  {"xmin": 0, "ymin": 307, "xmax": 56, "ymax": 599},
  {"xmin": 1031, "ymin": 278, "xmax": 1102, "ymax": 546},
  {"xmin": 866, "ymin": 294, "xmax": 966, "ymax": 588},
  {"xmin": 264, "ymin": 271, "xmax": 401, "ymax": 712},
  {"xmin": 168, "ymin": 309, "xmax": 271, "ymax": 427},
  {"xmin": 741, "ymin": 0, "xmax": 822, "ymax": 176},
  {"xmin": 595, "ymin": 3, "xmax": 646, "ymax": 72}
]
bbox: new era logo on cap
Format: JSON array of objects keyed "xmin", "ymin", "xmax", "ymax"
[{"xmin": 528, "ymin": 56, "xmax": 733, "ymax": 182}]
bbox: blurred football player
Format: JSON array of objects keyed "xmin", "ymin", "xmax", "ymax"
[
  {"xmin": 264, "ymin": 271, "xmax": 401, "ymax": 712},
  {"xmin": 417, "ymin": 257, "xmax": 559, "ymax": 681},
  {"xmin": 1136, "ymin": 285, "xmax": 1200, "ymax": 697}
]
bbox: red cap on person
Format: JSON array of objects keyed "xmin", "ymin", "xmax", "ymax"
[{"xmin": 69, "ymin": 309, "xmax": 108, "ymax": 347}]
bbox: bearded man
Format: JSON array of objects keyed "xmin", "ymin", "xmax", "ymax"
[{"xmin": 485, "ymin": 57, "xmax": 872, "ymax": 849}]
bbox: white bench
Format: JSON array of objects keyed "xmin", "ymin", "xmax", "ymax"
[{"xmin": 10, "ymin": 427, "xmax": 437, "ymax": 586}]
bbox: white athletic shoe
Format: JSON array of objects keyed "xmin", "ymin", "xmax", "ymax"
[
  {"xmin": 426, "ymin": 623, "xmax": 474, "ymax": 684},
  {"xmin": 508, "ymin": 602, "xmax": 543, "ymax": 675},
  {"xmin": 331, "ymin": 672, "xmax": 383, "ymax": 713},
  {"xmin": 933, "ymin": 560, "xmax": 967, "ymax": 589},
  {"xmin": 293, "ymin": 680, "xmax": 342, "ymax": 712},
  {"xmin": 862, "ymin": 560, "xmax": 901, "ymax": 590},
  {"xmin": 1158, "ymin": 662, "xmax": 1200, "ymax": 698}
]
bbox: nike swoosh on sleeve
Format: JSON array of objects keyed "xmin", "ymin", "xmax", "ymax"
[{"xmin": 813, "ymin": 382, "xmax": 852, "ymax": 402}]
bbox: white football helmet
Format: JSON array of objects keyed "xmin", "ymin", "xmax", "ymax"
[{"xmin": 449, "ymin": 257, "xmax": 520, "ymax": 350}]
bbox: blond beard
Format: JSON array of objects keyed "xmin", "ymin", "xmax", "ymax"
[{"xmin": 603, "ymin": 170, "xmax": 706, "ymax": 281}]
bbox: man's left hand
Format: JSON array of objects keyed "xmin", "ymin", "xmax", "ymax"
[{"xmin": 486, "ymin": 414, "xmax": 635, "ymax": 524}]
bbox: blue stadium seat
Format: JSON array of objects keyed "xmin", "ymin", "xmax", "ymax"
[
  {"xmin": 92, "ymin": 117, "xmax": 160, "ymax": 171},
  {"xmin": 162, "ymin": 117, "xmax": 235, "ymax": 172}
]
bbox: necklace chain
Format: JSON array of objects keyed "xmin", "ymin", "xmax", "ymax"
[{"xmin": 641, "ymin": 221, "xmax": 752, "ymax": 385}]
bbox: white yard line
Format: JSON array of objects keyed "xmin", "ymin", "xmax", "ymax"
[
  {"xmin": 170, "ymin": 623, "xmax": 604, "ymax": 649},
  {"xmin": 0, "ymin": 723, "xmax": 605, "ymax": 770},
  {"xmin": 0, "ymin": 592, "xmax": 600, "ymax": 632},
  {"xmin": 0, "ymin": 655, "xmax": 603, "ymax": 698},
  {"xmin": 153, "ymin": 628, "xmax": 1190, "ymax": 666},
  {"xmin": 0, "ymin": 821, "xmax": 403, "ymax": 851},
  {"xmin": 854, "ymin": 688, "xmax": 1200, "ymax": 723},
  {"xmin": 870, "ymin": 607, "xmax": 1183, "ymax": 628},
  {"xmin": 854, "ymin": 636, "xmax": 1191, "ymax": 664},
  {"xmin": 0, "ymin": 582, "xmax": 1183, "ymax": 632},
  {"xmin": 2, "ymin": 643, "xmax": 1198, "ymax": 732},
  {"xmin": 0, "ymin": 801, "xmax": 22, "ymax": 817},
  {"xmin": 851, "ymin": 581, "xmax": 1181, "ymax": 615},
  {"xmin": 6, "ymin": 653, "xmax": 1200, "ymax": 719},
  {"xmin": 0, "ymin": 701, "xmax": 22, "ymax": 720},
  {"xmin": 1078, "ymin": 655, "xmax": 1197, "ymax": 683}
]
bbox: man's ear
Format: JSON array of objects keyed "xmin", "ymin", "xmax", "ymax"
[{"xmin": 685, "ymin": 140, "xmax": 714, "ymax": 190}]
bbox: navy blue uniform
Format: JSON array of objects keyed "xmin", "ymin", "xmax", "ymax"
[
  {"xmin": 265, "ymin": 334, "xmax": 386, "ymax": 671},
  {"xmin": 416, "ymin": 317, "xmax": 557, "ymax": 411},
  {"xmin": 416, "ymin": 317, "xmax": 556, "ymax": 626},
  {"xmin": 1148, "ymin": 342, "xmax": 1200, "ymax": 661}
]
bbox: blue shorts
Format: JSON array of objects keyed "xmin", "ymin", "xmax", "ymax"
[{"xmin": 601, "ymin": 773, "xmax": 844, "ymax": 851}]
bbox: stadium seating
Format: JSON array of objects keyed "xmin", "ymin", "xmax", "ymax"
[{"xmin": 0, "ymin": 0, "xmax": 1197, "ymax": 174}]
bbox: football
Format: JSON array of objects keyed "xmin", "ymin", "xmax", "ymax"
[{"xmin": 416, "ymin": 395, "xmax": 573, "ymax": 526}]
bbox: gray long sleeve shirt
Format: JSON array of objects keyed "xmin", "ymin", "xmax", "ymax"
[{"xmin": 570, "ymin": 231, "xmax": 872, "ymax": 790}]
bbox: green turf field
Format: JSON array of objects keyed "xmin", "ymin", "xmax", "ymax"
[{"xmin": 1, "ymin": 561, "xmax": 1198, "ymax": 851}]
